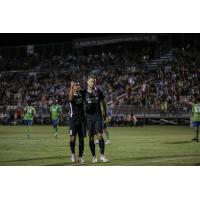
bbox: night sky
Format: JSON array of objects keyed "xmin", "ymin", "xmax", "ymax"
[
  {"xmin": 0, "ymin": 33, "xmax": 199, "ymax": 48},
  {"xmin": 0, "ymin": 33, "xmax": 126, "ymax": 48}
]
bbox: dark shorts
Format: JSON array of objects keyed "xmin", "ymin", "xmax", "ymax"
[
  {"xmin": 192, "ymin": 121, "xmax": 200, "ymax": 127},
  {"xmin": 86, "ymin": 114, "xmax": 103, "ymax": 136},
  {"xmin": 52, "ymin": 119, "xmax": 59, "ymax": 126},
  {"xmin": 69, "ymin": 117, "xmax": 86, "ymax": 137},
  {"xmin": 24, "ymin": 120, "xmax": 33, "ymax": 126}
]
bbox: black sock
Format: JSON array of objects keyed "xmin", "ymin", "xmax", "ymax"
[
  {"xmin": 79, "ymin": 137, "xmax": 84, "ymax": 157},
  {"xmin": 70, "ymin": 140, "xmax": 75, "ymax": 154},
  {"xmin": 89, "ymin": 138, "xmax": 95, "ymax": 157},
  {"xmin": 99, "ymin": 138, "xmax": 105, "ymax": 155},
  {"xmin": 197, "ymin": 127, "xmax": 199, "ymax": 140}
]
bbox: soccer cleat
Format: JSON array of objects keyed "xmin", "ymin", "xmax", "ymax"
[
  {"xmin": 71, "ymin": 154, "xmax": 76, "ymax": 163},
  {"xmin": 99, "ymin": 155, "xmax": 109, "ymax": 163},
  {"xmin": 92, "ymin": 156, "xmax": 98, "ymax": 163},
  {"xmin": 95, "ymin": 140, "xmax": 99, "ymax": 144},
  {"xmin": 192, "ymin": 137, "xmax": 197, "ymax": 141},
  {"xmin": 27, "ymin": 134, "xmax": 30, "ymax": 139},
  {"xmin": 105, "ymin": 140, "xmax": 111, "ymax": 145},
  {"xmin": 78, "ymin": 157, "xmax": 85, "ymax": 164}
]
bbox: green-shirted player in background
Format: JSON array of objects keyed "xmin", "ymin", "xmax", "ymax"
[
  {"xmin": 50, "ymin": 99, "xmax": 62, "ymax": 138},
  {"xmin": 184, "ymin": 97, "xmax": 200, "ymax": 142},
  {"xmin": 23, "ymin": 101, "xmax": 36, "ymax": 139}
]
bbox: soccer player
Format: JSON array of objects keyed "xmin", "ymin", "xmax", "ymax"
[
  {"xmin": 23, "ymin": 101, "xmax": 36, "ymax": 139},
  {"xmin": 184, "ymin": 97, "xmax": 200, "ymax": 142},
  {"xmin": 50, "ymin": 99, "xmax": 62, "ymax": 138},
  {"xmin": 68, "ymin": 81, "xmax": 86, "ymax": 163},
  {"xmin": 82, "ymin": 75, "xmax": 109, "ymax": 163}
]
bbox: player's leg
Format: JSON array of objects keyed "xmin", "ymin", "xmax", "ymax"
[
  {"xmin": 95, "ymin": 133, "xmax": 99, "ymax": 144},
  {"xmin": 192, "ymin": 122, "xmax": 199, "ymax": 142},
  {"xmin": 104, "ymin": 123, "xmax": 111, "ymax": 144},
  {"xmin": 27, "ymin": 120, "xmax": 32, "ymax": 139},
  {"xmin": 133, "ymin": 116, "xmax": 137, "ymax": 126},
  {"xmin": 69, "ymin": 121, "xmax": 77, "ymax": 162},
  {"xmin": 52, "ymin": 119, "xmax": 59, "ymax": 138},
  {"xmin": 24, "ymin": 120, "xmax": 29, "ymax": 138},
  {"xmin": 77, "ymin": 123, "xmax": 85, "ymax": 163},
  {"xmin": 96, "ymin": 119, "xmax": 109, "ymax": 162},
  {"xmin": 196, "ymin": 125, "xmax": 199, "ymax": 142},
  {"xmin": 70, "ymin": 135, "xmax": 76, "ymax": 162},
  {"xmin": 87, "ymin": 118, "xmax": 97, "ymax": 162}
]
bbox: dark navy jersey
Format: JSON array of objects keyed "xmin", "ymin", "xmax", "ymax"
[
  {"xmin": 82, "ymin": 88, "xmax": 105, "ymax": 116},
  {"xmin": 68, "ymin": 92, "xmax": 84, "ymax": 118}
]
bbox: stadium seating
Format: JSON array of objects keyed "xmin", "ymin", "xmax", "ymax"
[{"xmin": 0, "ymin": 39, "xmax": 200, "ymax": 125}]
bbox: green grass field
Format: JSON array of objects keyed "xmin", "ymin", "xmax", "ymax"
[{"xmin": 0, "ymin": 125, "xmax": 200, "ymax": 166}]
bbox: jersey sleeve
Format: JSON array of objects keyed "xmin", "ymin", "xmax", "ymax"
[{"xmin": 98, "ymin": 89, "xmax": 105, "ymax": 100}]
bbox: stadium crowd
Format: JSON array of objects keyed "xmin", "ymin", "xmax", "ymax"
[
  {"xmin": 117, "ymin": 47, "xmax": 200, "ymax": 114},
  {"xmin": 0, "ymin": 43, "xmax": 200, "ymax": 125}
]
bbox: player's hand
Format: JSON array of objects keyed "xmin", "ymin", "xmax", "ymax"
[{"xmin": 71, "ymin": 81, "xmax": 76, "ymax": 87}]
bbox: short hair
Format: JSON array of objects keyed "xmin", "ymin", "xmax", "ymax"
[
  {"xmin": 71, "ymin": 80, "xmax": 80, "ymax": 86},
  {"xmin": 88, "ymin": 75, "xmax": 96, "ymax": 80}
]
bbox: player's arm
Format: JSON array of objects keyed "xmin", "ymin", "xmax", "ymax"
[
  {"xmin": 99, "ymin": 89, "xmax": 107, "ymax": 119},
  {"xmin": 22, "ymin": 107, "xmax": 26, "ymax": 117},
  {"xmin": 81, "ymin": 90, "xmax": 87, "ymax": 122},
  {"xmin": 101, "ymin": 99, "xmax": 107, "ymax": 120},
  {"xmin": 59, "ymin": 105, "xmax": 62, "ymax": 118},
  {"xmin": 33, "ymin": 108, "xmax": 36, "ymax": 116},
  {"xmin": 68, "ymin": 81, "xmax": 75, "ymax": 101},
  {"xmin": 59, "ymin": 106, "xmax": 62, "ymax": 114}
]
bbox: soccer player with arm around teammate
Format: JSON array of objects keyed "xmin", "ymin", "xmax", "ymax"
[
  {"xmin": 68, "ymin": 81, "xmax": 86, "ymax": 163},
  {"xmin": 23, "ymin": 101, "xmax": 36, "ymax": 139},
  {"xmin": 50, "ymin": 99, "xmax": 62, "ymax": 138},
  {"xmin": 184, "ymin": 97, "xmax": 200, "ymax": 142},
  {"xmin": 82, "ymin": 75, "xmax": 109, "ymax": 163}
]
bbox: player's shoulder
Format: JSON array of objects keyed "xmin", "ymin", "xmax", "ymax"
[
  {"xmin": 81, "ymin": 89, "xmax": 87, "ymax": 96},
  {"xmin": 96, "ymin": 88, "xmax": 104, "ymax": 96},
  {"xmin": 96, "ymin": 88, "xmax": 102, "ymax": 92}
]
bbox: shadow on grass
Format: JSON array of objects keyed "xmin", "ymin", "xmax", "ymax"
[
  {"xmin": 164, "ymin": 141, "xmax": 193, "ymax": 144},
  {"xmin": 195, "ymin": 163, "xmax": 200, "ymax": 166},
  {"xmin": 46, "ymin": 154, "xmax": 200, "ymax": 166},
  {"xmin": 0, "ymin": 155, "xmax": 67, "ymax": 163},
  {"xmin": 1, "ymin": 153, "xmax": 200, "ymax": 166}
]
